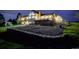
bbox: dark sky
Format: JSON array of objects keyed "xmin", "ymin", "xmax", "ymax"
[{"xmin": 0, "ymin": 10, "xmax": 79, "ymax": 21}]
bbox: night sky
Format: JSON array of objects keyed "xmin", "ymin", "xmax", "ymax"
[{"xmin": 0, "ymin": 10, "xmax": 79, "ymax": 21}]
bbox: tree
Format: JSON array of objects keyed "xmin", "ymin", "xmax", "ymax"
[
  {"xmin": 8, "ymin": 18, "xmax": 13, "ymax": 22},
  {"xmin": 12, "ymin": 19, "xmax": 17, "ymax": 25},
  {"xmin": 0, "ymin": 13, "xmax": 5, "ymax": 27},
  {"xmin": 16, "ymin": 13, "xmax": 22, "ymax": 24},
  {"xmin": 0, "ymin": 13, "xmax": 4, "ymax": 20},
  {"xmin": 16, "ymin": 13, "xmax": 21, "ymax": 19},
  {"xmin": 8, "ymin": 19, "xmax": 17, "ymax": 25}
]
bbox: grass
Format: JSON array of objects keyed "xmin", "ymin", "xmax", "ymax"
[
  {"xmin": 0, "ymin": 39, "xmax": 24, "ymax": 48},
  {"xmin": 0, "ymin": 24, "xmax": 19, "ymax": 32},
  {"xmin": 64, "ymin": 22, "xmax": 79, "ymax": 36},
  {"xmin": 0, "ymin": 27, "xmax": 7, "ymax": 32}
]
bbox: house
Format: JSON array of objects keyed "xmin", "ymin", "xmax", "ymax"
[{"xmin": 17, "ymin": 10, "xmax": 63, "ymax": 25}]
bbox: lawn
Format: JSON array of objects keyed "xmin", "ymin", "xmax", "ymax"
[
  {"xmin": 64, "ymin": 22, "xmax": 79, "ymax": 36},
  {"xmin": 0, "ymin": 27, "xmax": 7, "ymax": 32},
  {"xmin": 0, "ymin": 38, "xmax": 24, "ymax": 49},
  {"xmin": 0, "ymin": 26, "xmax": 25, "ymax": 49},
  {"xmin": 0, "ymin": 25, "xmax": 21, "ymax": 33}
]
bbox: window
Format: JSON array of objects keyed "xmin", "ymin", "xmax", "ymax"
[{"xmin": 21, "ymin": 18, "xmax": 25, "ymax": 21}]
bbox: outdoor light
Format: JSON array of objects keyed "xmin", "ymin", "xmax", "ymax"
[{"xmin": 28, "ymin": 16, "xmax": 31, "ymax": 19}]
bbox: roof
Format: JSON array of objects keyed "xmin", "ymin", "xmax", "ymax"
[{"xmin": 41, "ymin": 12, "xmax": 55, "ymax": 15}]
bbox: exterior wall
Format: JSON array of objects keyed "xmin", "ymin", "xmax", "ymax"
[{"xmin": 53, "ymin": 15, "xmax": 63, "ymax": 24}]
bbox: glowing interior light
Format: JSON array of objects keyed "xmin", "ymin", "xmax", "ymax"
[
  {"xmin": 41, "ymin": 16, "xmax": 45, "ymax": 19},
  {"xmin": 35, "ymin": 16, "xmax": 39, "ymax": 20},
  {"xmin": 32, "ymin": 16, "xmax": 35, "ymax": 19},
  {"xmin": 21, "ymin": 18, "xmax": 25, "ymax": 21},
  {"xmin": 49, "ymin": 15, "xmax": 52, "ymax": 18},
  {"xmin": 21, "ymin": 22, "xmax": 25, "ymax": 25},
  {"xmin": 45, "ymin": 16, "xmax": 48, "ymax": 19},
  {"xmin": 24, "ymin": 21, "xmax": 29, "ymax": 25}
]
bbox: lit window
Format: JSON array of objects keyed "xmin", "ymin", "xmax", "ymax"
[
  {"xmin": 35, "ymin": 16, "xmax": 39, "ymax": 20},
  {"xmin": 21, "ymin": 18, "xmax": 25, "ymax": 21},
  {"xmin": 49, "ymin": 15, "xmax": 52, "ymax": 18},
  {"xmin": 26, "ymin": 17, "xmax": 29, "ymax": 19},
  {"xmin": 32, "ymin": 16, "xmax": 35, "ymax": 19},
  {"xmin": 45, "ymin": 16, "xmax": 48, "ymax": 19},
  {"xmin": 41, "ymin": 16, "xmax": 45, "ymax": 19},
  {"xmin": 21, "ymin": 22, "xmax": 25, "ymax": 24}
]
